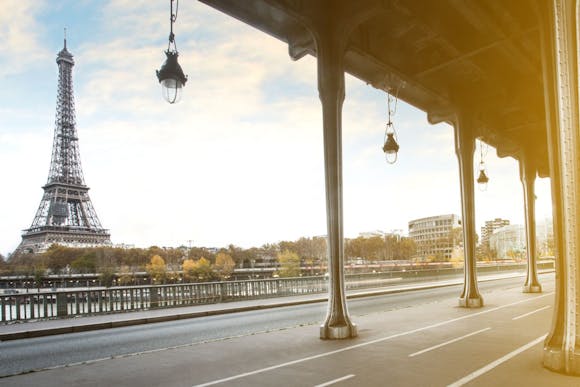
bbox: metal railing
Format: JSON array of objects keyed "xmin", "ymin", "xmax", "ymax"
[{"xmin": 0, "ymin": 262, "xmax": 553, "ymax": 323}]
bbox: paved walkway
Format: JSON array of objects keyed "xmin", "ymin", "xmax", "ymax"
[{"xmin": 2, "ymin": 271, "xmax": 579, "ymax": 386}]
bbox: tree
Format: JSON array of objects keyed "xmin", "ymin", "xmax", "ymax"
[
  {"xmin": 33, "ymin": 266, "xmax": 46, "ymax": 290},
  {"xmin": 99, "ymin": 267, "xmax": 115, "ymax": 287},
  {"xmin": 117, "ymin": 265, "xmax": 134, "ymax": 286},
  {"xmin": 71, "ymin": 252, "xmax": 97, "ymax": 273},
  {"xmin": 277, "ymin": 250, "xmax": 301, "ymax": 277},
  {"xmin": 182, "ymin": 257, "xmax": 215, "ymax": 282},
  {"xmin": 214, "ymin": 253, "xmax": 235, "ymax": 280},
  {"xmin": 182, "ymin": 258, "xmax": 196, "ymax": 281},
  {"xmin": 44, "ymin": 244, "xmax": 78, "ymax": 273},
  {"xmin": 188, "ymin": 246, "xmax": 216, "ymax": 262},
  {"xmin": 0, "ymin": 253, "xmax": 7, "ymax": 275},
  {"xmin": 146, "ymin": 255, "xmax": 167, "ymax": 284},
  {"xmin": 194, "ymin": 257, "xmax": 214, "ymax": 281}
]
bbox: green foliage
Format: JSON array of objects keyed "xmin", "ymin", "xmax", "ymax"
[
  {"xmin": 33, "ymin": 266, "xmax": 45, "ymax": 289},
  {"xmin": 44, "ymin": 244, "xmax": 78, "ymax": 273},
  {"xmin": 99, "ymin": 267, "xmax": 115, "ymax": 287},
  {"xmin": 71, "ymin": 252, "xmax": 97, "ymax": 273},
  {"xmin": 277, "ymin": 250, "xmax": 301, "ymax": 277},
  {"xmin": 0, "ymin": 254, "xmax": 7, "ymax": 275}
]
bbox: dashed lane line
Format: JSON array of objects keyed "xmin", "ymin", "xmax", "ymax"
[
  {"xmin": 192, "ymin": 292, "xmax": 553, "ymax": 387},
  {"xmin": 447, "ymin": 334, "xmax": 547, "ymax": 387},
  {"xmin": 408, "ymin": 327, "xmax": 491, "ymax": 358},
  {"xmin": 314, "ymin": 374, "xmax": 355, "ymax": 387},
  {"xmin": 512, "ymin": 305, "xmax": 551, "ymax": 320}
]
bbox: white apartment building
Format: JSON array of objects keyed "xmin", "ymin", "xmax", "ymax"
[
  {"xmin": 489, "ymin": 224, "xmax": 526, "ymax": 259},
  {"xmin": 490, "ymin": 219, "xmax": 554, "ymax": 259},
  {"xmin": 408, "ymin": 214, "xmax": 461, "ymax": 260}
]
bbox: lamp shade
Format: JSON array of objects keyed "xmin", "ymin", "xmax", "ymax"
[
  {"xmin": 156, "ymin": 51, "xmax": 187, "ymax": 104},
  {"xmin": 382, "ymin": 132, "xmax": 399, "ymax": 163},
  {"xmin": 477, "ymin": 168, "xmax": 489, "ymax": 191}
]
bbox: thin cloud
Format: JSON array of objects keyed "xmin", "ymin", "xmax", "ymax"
[{"xmin": 0, "ymin": 0, "xmax": 52, "ymax": 78}]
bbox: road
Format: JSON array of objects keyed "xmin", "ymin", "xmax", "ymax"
[{"xmin": 0, "ymin": 274, "xmax": 548, "ymax": 378}]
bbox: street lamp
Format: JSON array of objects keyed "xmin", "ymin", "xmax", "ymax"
[
  {"xmin": 156, "ymin": 0, "xmax": 187, "ymax": 104},
  {"xmin": 477, "ymin": 162, "xmax": 489, "ymax": 191},
  {"xmin": 476, "ymin": 139, "xmax": 489, "ymax": 191},
  {"xmin": 383, "ymin": 129, "xmax": 399, "ymax": 164},
  {"xmin": 382, "ymin": 92, "xmax": 400, "ymax": 164}
]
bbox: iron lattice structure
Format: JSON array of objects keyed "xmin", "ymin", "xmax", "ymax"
[{"xmin": 16, "ymin": 39, "xmax": 110, "ymax": 254}]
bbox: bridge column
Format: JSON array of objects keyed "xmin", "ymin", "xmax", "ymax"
[
  {"xmin": 540, "ymin": 0, "xmax": 580, "ymax": 375},
  {"xmin": 519, "ymin": 158, "xmax": 542, "ymax": 293},
  {"xmin": 453, "ymin": 114, "xmax": 483, "ymax": 308},
  {"xmin": 316, "ymin": 23, "xmax": 357, "ymax": 340}
]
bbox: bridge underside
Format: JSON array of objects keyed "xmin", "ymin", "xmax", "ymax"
[{"xmin": 200, "ymin": 0, "xmax": 579, "ymax": 375}]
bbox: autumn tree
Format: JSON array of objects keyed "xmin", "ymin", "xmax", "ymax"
[
  {"xmin": 182, "ymin": 257, "xmax": 214, "ymax": 282},
  {"xmin": 182, "ymin": 258, "xmax": 196, "ymax": 281},
  {"xmin": 146, "ymin": 255, "xmax": 167, "ymax": 284},
  {"xmin": 214, "ymin": 253, "xmax": 235, "ymax": 280},
  {"xmin": 397, "ymin": 237, "xmax": 417, "ymax": 260},
  {"xmin": 277, "ymin": 250, "xmax": 301, "ymax": 277}
]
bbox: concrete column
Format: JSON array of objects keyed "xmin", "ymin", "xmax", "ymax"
[
  {"xmin": 519, "ymin": 159, "xmax": 542, "ymax": 293},
  {"xmin": 541, "ymin": 0, "xmax": 580, "ymax": 375},
  {"xmin": 453, "ymin": 114, "xmax": 483, "ymax": 308},
  {"xmin": 316, "ymin": 27, "xmax": 357, "ymax": 340}
]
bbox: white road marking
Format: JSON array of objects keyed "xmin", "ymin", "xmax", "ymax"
[
  {"xmin": 408, "ymin": 327, "xmax": 491, "ymax": 357},
  {"xmin": 447, "ymin": 334, "xmax": 546, "ymax": 387},
  {"xmin": 193, "ymin": 292, "xmax": 553, "ymax": 387},
  {"xmin": 314, "ymin": 374, "xmax": 355, "ymax": 387},
  {"xmin": 512, "ymin": 305, "xmax": 551, "ymax": 320}
]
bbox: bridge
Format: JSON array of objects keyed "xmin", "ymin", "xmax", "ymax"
[
  {"xmin": 195, "ymin": 0, "xmax": 580, "ymax": 375},
  {"xmin": 2, "ymin": 0, "xmax": 579, "ymax": 383},
  {"xmin": 1, "ymin": 272, "xmax": 579, "ymax": 386}
]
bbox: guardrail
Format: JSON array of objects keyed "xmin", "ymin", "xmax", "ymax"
[{"xmin": 0, "ymin": 262, "xmax": 553, "ymax": 323}]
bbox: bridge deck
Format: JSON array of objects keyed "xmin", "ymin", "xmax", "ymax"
[{"xmin": 1, "ymin": 274, "xmax": 577, "ymax": 386}]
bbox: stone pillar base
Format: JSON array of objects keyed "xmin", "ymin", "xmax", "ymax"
[
  {"xmin": 320, "ymin": 323, "xmax": 358, "ymax": 340},
  {"xmin": 544, "ymin": 347, "xmax": 580, "ymax": 375},
  {"xmin": 458, "ymin": 296, "xmax": 484, "ymax": 308},
  {"xmin": 523, "ymin": 284, "xmax": 542, "ymax": 293}
]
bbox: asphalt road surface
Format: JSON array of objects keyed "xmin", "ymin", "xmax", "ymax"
[{"xmin": 0, "ymin": 275, "xmax": 544, "ymax": 378}]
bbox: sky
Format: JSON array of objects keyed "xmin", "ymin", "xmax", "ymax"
[{"xmin": 0, "ymin": 0, "xmax": 553, "ymax": 257}]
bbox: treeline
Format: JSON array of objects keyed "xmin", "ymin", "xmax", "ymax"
[{"xmin": 1, "ymin": 234, "xmax": 417, "ymax": 277}]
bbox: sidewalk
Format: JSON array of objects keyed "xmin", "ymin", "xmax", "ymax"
[{"xmin": 0, "ymin": 271, "xmax": 535, "ymax": 341}]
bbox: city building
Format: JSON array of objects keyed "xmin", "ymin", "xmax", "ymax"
[
  {"xmin": 408, "ymin": 214, "xmax": 461, "ymax": 260},
  {"xmin": 358, "ymin": 230, "xmax": 385, "ymax": 239},
  {"xmin": 358, "ymin": 229, "xmax": 405, "ymax": 240},
  {"xmin": 480, "ymin": 218, "xmax": 510, "ymax": 247},
  {"xmin": 488, "ymin": 219, "xmax": 554, "ymax": 260},
  {"xmin": 489, "ymin": 224, "xmax": 526, "ymax": 259},
  {"xmin": 536, "ymin": 218, "xmax": 554, "ymax": 257}
]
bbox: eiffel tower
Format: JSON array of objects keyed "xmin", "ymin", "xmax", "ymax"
[{"xmin": 16, "ymin": 37, "xmax": 111, "ymax": 254}]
